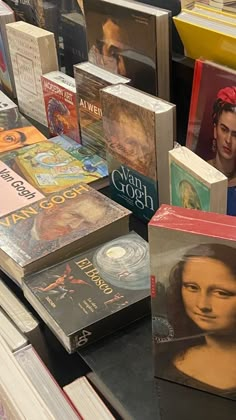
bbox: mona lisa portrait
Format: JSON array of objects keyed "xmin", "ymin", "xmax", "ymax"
[{"xmin": 154, "ymin": 243, "xmax": 236, "ymax": 399}]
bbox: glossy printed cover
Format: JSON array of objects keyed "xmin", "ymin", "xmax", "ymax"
[
  {"xmin": 1, "ymin": 141, "xmax": 108, "ymax": 194},
  {"xmin": 0, "ymin": 90, "xmax": 17, "ymax": 110},
  {"xmin": 0, "ymin": 161, "xmax": 44, "ymax": 217},
  {"xmin": 0, "ymin": 107, "xmax": 46, "ymax": 154},
  {"xmin": 41, "ymin": 72, "xmax": 80, "ymax": 143},
  {"xmin": 0, "ymin": 31, "xmax": 12, "ymax": 96},
  {"xmin": 84, "ymin": 0, "xmax": 169, "ymax": 97},
  {"xmin": 186, "ymin": 59, "xmax": 236, "ymax": 216},
  {"xmin": 23, "ymin": 232, "xmax": 150, "ymax": 351},
  {"xmin": 149, "ymin": 204, "xmax": 236, "ymax": 400},
  {"xmin": 0, "ymin": 183, "xmax": 131, "ymax": 270}
]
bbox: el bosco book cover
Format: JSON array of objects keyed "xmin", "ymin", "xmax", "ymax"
[
  {"xmin": 41, "ymin": 71, "xmax": 80, "ymax": 143},
  {"xmin": 173, "ymin": 9, "xmax": 236, "ymax": 70},
  {"xmin": 1, "ymin": 141, "xmax": 108, "ymax": 194},
  {"xmin": 149, "ymin": 204, "xmax": 236, "ymax": 401},
  {"xmin": 23, "ymin": 232, "xmax": 150, "ymax": 353},
  {"xmin": 0, "ymin": 183, "xmax": 131, "ymax": 284},
  {"xmin": 0, "ymin": 107, "xmax": 46, "ymax": 154},
  {"xmin": 185, "ymin": 59, "xmax": 236, "ymax": 216}
]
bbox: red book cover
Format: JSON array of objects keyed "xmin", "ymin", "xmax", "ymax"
[{"xmin": 42, "ymin": 71, "xmax": 81, "ymax": 143}]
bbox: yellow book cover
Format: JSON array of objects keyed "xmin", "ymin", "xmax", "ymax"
[
  {"xmin": 173, "ymin": 12, "xmax": 236, "ymax": 69},
  {"xmin": 10, "ymin": 142, "xmax": 106, "ymax": 195}
]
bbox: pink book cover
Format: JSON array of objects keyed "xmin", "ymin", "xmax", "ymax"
[{"xmin": 0, "ymin": 161, "xmax": 44, "ymax": 217}]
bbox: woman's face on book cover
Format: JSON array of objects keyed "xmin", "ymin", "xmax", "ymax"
[
  {"xmin": 214, "ymin": 110, "xmax": 236, "ymax": 162},
  {"xmin": 181, "ymin": 257, "xmax": 236, "ymax": 334}
]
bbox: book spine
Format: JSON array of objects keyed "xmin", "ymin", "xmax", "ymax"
[{"xmin": 186, "ymin": 58, "xmax": 203, "ymax": 149}]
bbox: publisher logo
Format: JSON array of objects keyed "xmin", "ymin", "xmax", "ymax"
[{"xmin": 152, "ymin": 316, "xmax": 174, "ymax": 343}]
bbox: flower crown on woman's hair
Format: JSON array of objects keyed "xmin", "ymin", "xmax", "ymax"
[{"xmin": 217, "ymin": 86, "xmax": 236, "ymax": 104}]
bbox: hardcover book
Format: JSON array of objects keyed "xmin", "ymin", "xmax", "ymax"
[
  {"xmin": 0, "ymin": 183, "xmax": 131, "ymax": 285},
  {"xmin": 41, "ymin": 71, "xmax": 80, "ymax": 143},
  {"xmin": 149, "ymin": 204, "xmax": 236, "ymax": 400},
  {"xmin": 0, "ymin": 107, "xmax": 47, "ymax": 154},
  {"xmin": 185, "ymin": 59, "xmax": 236, "ymax": 216},
  {"xmin": 169, "ymin": 146, "xmax": 227, "ymax": 213},
  {"xmin": 0, "ymin": 1, "xmax": 16, "ymax": 97},
  {"xmin": 1, "ymin": 140, "xmax": 109, "ymax": 193},
  {"xmin": 6, "ymin": 21, "xmax": 58, "ymax": 126},
  {"xmin": 84, "ymin": 0, "xmax": 171, "ymax": 99},
  {"xmin": 61, "ymin": 12, "xmax": 88, "ymax": 77},
  {"xmin": 23, "ymin": 232, "xmax": 150, "ymax": 352},
  {"xmin": 101, "ymin": 84, "xmax": 175, "ymax": 222},
  {"xmin": 74, "ymin": 61, "xmax": 130, "ymax": 159},
  {"xmin": 0, "ymin": 161, "xmax": 44, "ymax": 217}
]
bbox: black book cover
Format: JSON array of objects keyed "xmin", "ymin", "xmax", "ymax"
[{"xmin": 23, "ymin": 232, "xmax": 150, "ymax": 352}]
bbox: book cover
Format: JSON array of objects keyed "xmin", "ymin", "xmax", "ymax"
[
  {"xmin": 0, "ymin": 107, "xmax": 47, "ymax": 154},
  {"xmin": 149, "ymin": 204, "xmax": 236, "ymax": 400},
  {"xmin": 41, "ymin": 71, "xmax": 80, "ymax": 143},
  {"xmin": 0, "ymin": 161, "xmax": 44, "ymax": 217},
  {"xmin": 0, "ymin": 183, "xmax": 131, "ymax": 284},
  {"xmin": 169, "ymin": 146, "xmax": 228, "ymax": 214},
  {"xmin": 23, "ymin": 232, "xmax": 150, "ymax": 352},
  {"xmin": 6, "ymin": 21, "xmax": 58, "ymax": 126},
  {"xmin": 185, "ymin": 59, "xmax": 236, "ymax": 216},
  {"xmin": 0, "ymin": 90, "xmax": 17, "ymax": 111},
  {"xmin": 101, "ymin": 84, "xmax": 175, "ymax": 222},
  {"xmin": 74, "ymin": 62, "xmax": 129, "ymax": 159},
  {"xmin": 61, "ymin": 12, "xmax": 88, "ymax": 77},
  {"xmin": 1, "ymin": 140, "xmax": 108, "ymax": 194},
  {"xmin": 0, "ymin": 0, "xmax": 16, "ymax": 97},
  {"xmin": 83, "ymin": 0, "xmax": 170, "ymax": 99}
]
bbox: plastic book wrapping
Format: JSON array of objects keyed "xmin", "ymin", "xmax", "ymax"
[
  {"xmin": 41, "ymin": 71, "xmax": 80, "ymax": 143},
  {"xmin": 149, "ymin": 204, "xmax": 236, "ymax": 400},
  {"xmin": 14, "ymin": 345, "xmax": 81, "ymax": 419},
  {"xmin": 173, "ymin": 11, "xmax": 236, "ymax": 70},
  {"xmin": 83, "ymin": 0, "xmax": 170, "ymax": 99},
  {"xmin": 0, "ymin": 183, "xmax": 131, "ymax": 284},
  {"xmin": 185, "ymin": 59, "xmax": 236, "ymax": 216},
  {"xmin": 0, "ymin": 280, "xmax": 39, "ymax": 333},
  {"xmin": 23, "ymin": 232, "xmax": 150, "ymax": 352},
  {"xmin": 74, "ymin": 62, "xmax": 129, "ymax": 159},
  {"xmin": 0, "ymin": 107, "xmax": 47, "ymax": 155},
  {"xmin": 101, "ymin": 84, "xmax": 175, "ymax": 221},
  {"xmin": 169, "ymin": 145, "xmax": 228, "ymax": 213},
  {"xmin": 64, "ymin": 377, "xmax": 115, "ymax": 420},
  {"xmin": 0, "ymin": 308, "xmax": 27, "ymax": 352},
  {"xmin": 0, "ymin": 336, "xmax": 56, "ymax": 419},
  {"xmin": 1, "ymin": 141, "xmax": 108, "ymax": 194}
]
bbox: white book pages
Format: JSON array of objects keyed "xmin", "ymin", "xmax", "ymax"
[{"xmin": 0, "ymin": 308, "xmax": 27, "ymax": 352}]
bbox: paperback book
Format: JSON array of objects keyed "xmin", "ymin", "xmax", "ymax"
[
  {"xmin": 23, "ymin": 232, "xmax": 150, "ymax": 352},
  {"xmin": 74, "ymin": 61, "xmax": 130, "ymax": 159},
  {"xmin": 1, "ymin": 140, "xmax": 108, "ymax": 193},
  {"xmin": 0, "ymin": 161, "xmax": 44, "ymax": 217},
  {"xmin": 169, "ymin": 145, "xmax": 227, "ymax": 213},
  {"xmin": 6, "ymin": 21, "xmax": 58, "ymax": 125},
  {"xmin": 149, "ymin": 204, "xmax": 236, "ymax": 400},
  {"xmin": 185, "ymin": 59, "xmax": 236, "ymax": 216},
  {"xmin": 0, "ymin": 183, "xmax": 131, "ymax": 285},
  {"xmin": 0, "ymin": 0, "xmax": 16, "ymax": 97},
  {"xmin": 84, "ymin": 0, "xmax": 171, "ymax": 99},
  {"xmin": 0, "ymin": 107, "xmax": 47, "ymax": 154},
  {"xmin": 0, "ymin": 90, "xmax": 17, "ymax": 110},
  {"xmin": 101, "ymin": 84, "xmax": 175, "ymax": 222},
  {"xmin": 41, "ymin": 71, "xmax": 80, "ymax": 143}
]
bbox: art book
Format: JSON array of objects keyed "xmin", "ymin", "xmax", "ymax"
[
  {"xmin": 6, "ymin": 21, "xmax": 58, "ymax": 126},
  {"xmin": 0, "ymin": 107, "xmax": 47, "ymax": 154},
  {"xmin": 23, "ymin": 232, "xmax": 150, "ymax": 352},
  {"xmin": 41, "ymin": 71, "xmax": 80, "ymax": 143},
  {"xmin": 169, "ymin": 145, "xmax": 227, "ymax": 214},
  {"xmin": 0, "ymin": 161, "xmax": 44, "ymax": 217},
  {"xmin": 149, "ymin": 204, "xmax": 236, "ymax": 400},
  {"xmin": 0, "ymin": 90, "xmax": 17, "ymax": 111},
  {"xmin": 0, "ymin": 183, "xmax": 131, "ymax": 285},
  {"xmin": 101, "ymin": 84, "xmax": 175, "ymax": 222},
  {"xmin": 185, "ymin": 59, "xmax": 236, "ymax": 216},
  {"xmin": 1, "ymin": 140, "xmax": 109, "ymax": 193},
  {"xmin": 0, "ymin": 0, "xmax": 16, "ymax": 97},
  {"xmin": 83, "ymin": 0, "xmax": 170, "ymax": 99},
  {"xmin": 74, "ymin": 61, "xmax": 130, "ymax": 159}
]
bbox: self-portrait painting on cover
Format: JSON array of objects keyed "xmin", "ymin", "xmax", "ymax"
[{"xmin": 154, "ymin": 243, "xmax": 236, "ymax": 399}]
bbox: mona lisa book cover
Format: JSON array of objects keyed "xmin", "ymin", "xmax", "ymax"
[{"xmin": 149, "ymin": 204, "xmax": 236, "ymax": 400}]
